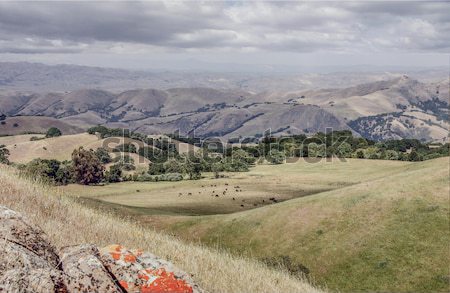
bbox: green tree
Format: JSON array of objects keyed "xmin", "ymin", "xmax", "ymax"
[
  {"xmin": 95, "ymin": 147, "xmax": 112, "ymax": 164},
  {"xmin": 163, "ymin": 158, "xmax": 186, "ymax": 174},
  {"xmin": 184, "ymin": 153, "xmax": 203, "ymax": 179},
  {"xmin": 231, "ymin": 148, "xmax": 257, "ymax": 164},
  {"xmin": 266, "ymin": 149, "xmax": 285, "ymax": 164},
  {"xmin": 45, "ymin": 127, "xmax": 62, "ymax": 138},
  {"xmin": 408, "ymin": 150, "xmax": 422, "ymax": 161},
  {"xmin": 355, "ymin": 149, "xmax": 365, "ymax": 159},
  {"xmin": 384, "ymin": 150, "xmax": 399, "ymax": 160},
  {"xmin": 0, "ymin": 145, "xmax": 10, "ymax": 164},
  {"xmin": 336, "ymin": 142, "xmax": 352, "ymax": 158},
  {"xmin": 308, "ymin": 143, "xmax": 326, "ymax": 158},
  {"xmin": 211, "ymin": 161, "xmax": 224, "ymax": 178},
  {"xmin": 54, "ymin": 161, "xmax": 74, "ymax": 185},
  {"xmin": 148, "ymin": 162, "xmax": 164, "ymax": 175},
  {"xmin": 71, "ymin": 147, "xmax": 104, "ymax": 185}
]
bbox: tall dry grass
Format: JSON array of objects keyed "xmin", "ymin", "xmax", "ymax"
[{"xmin": 0, "ymin": 164, "xmax": 323, "ymax": 293}]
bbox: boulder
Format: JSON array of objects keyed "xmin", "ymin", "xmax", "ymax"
[
  {"xmin": 0, "ymin": 205, "xmax": 205, "ymax": 293},
  {"xmin": 100, "ymin": 244, "xmax": 202, "ymax": 293},
  {"xmin": 0, "ymin": 206, "xmax": 67, "ymax": 292},
  {"xmin": 60, "ymin": 244, "xmax": 123, "ymax": 293}
]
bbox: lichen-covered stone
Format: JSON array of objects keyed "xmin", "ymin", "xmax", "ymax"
[
  {"xmin": 60, "ymin": 244, "xmax": 123, "ymax": 293},
  {"xmin": 100, "ymin": 244, "xmax": 202, "ymax": 293},
  {"xmin": 0, "ymin": 205, "xmax": 60, "ymax": 267},
  {"xmin": 0, "ymin": 206, "xmax": 205, "ymax": 293}
]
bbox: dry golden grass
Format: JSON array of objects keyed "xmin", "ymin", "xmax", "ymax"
[
  {"xmin": 1, "ymin": 133, "xmax": 149, "ymax": 165},
  {"xmin": 0, "ymin": 164, "xmax": 323, "ymax": 293}
]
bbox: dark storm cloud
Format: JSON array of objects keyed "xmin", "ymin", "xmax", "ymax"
[{"xmin": 0, "ymin": 1, "xmax": 448, "ymax": 54}]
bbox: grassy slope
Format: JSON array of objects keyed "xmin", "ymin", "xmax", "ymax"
[
  {"xmin": 0, "ymin": 164, "xmax": 322, "ymax": 293},
  {"xmin": 0, "ymin": 116, "xmax": 83, "ymax": 135},
  {"xmin": 0, "ymin": 133, "xmax": 149, "ymax": 166},
  {"xmin": 163, "ymin": 158, "xmax": 450, "ymax": 292},
  {"xmin": 62, "ymin": 159, "xmax": 412, "ymax": 216}
]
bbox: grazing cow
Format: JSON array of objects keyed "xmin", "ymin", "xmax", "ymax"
[
  {"xmin": 215, "ymin": 194, "xmax": 219, "ymax": 197},
  {"xmin": 188, "ymin": 192, "xmax": 192, "ymax": 195},
  {"xmin": 240, "ymin": 204, "xmax": 244, "ymax": 207},
  {"xmin": 232, "ymin": 197, "xmax": 235, "ymax": 200}
]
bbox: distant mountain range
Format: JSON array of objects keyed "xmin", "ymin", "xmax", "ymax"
[{"xmin": 0, "ymin": 62, "xmax": 448, "ymax": 142}]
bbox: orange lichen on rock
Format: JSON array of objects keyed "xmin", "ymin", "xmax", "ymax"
[
  {"xmin": 139, "ymin": 268, "xmax": 194, "ymax": 293},
  {"xmin": 100, "ymin": 244, "xmax": 200, "ymax": 293}
]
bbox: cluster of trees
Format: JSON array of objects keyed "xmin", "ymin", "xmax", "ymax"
[
  {"xmin": 238, "ymin": 130, "xmax": 449, "ymax": 162},
  {"xmin": 147, "ymin": 148, "xmax": 257, "ymax": 180},
  {"xmin": 18, "ymin": 147, "xmax": 104, "ymax": 185}
]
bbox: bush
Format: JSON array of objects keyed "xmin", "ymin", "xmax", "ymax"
[
  {"xmin": 95, "ymin": 147, "xmax": 112, "ymax": 164},
  {"xmin": 105, "ymin": 164, "xmax": 122, "ymax": 183},
  {"xmin": 0, "ymin": 145, "xmax": 10, "ymax": 164},
  {"xmin": 30, "ymin": 136, "xmax": 44, "ymax": 141},
  {"xmin": 148, "ymin": 162, "xmax": 164, "ymax": 175},
  {"xmin": 135, "ymin": 173, "xmax": 153, "ymax": 182},
  {"xmin": 45, "ymin": 127, "xmax": 62, "ymax": 138},
  {"xmin": 156, "ymin": 173, "xmax": 183, "ymax": 181},
  {"xmin": 266, "ymin": 149, "xmax": 285, "ymax": 164},
  {"xmin": 71, "ymin": 147, "xmax": 104, "ymax": 185}
]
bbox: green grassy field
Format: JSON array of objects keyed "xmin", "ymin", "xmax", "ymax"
[{"xmin": 61, "ymin": 157, "xmax": 450, "ymax": 292}]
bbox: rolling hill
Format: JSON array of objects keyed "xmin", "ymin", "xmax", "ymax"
[
  {"xmin": 0, "ymin": 116, "xmax": 82, "ymax": 135},
  {"xmin": 0, "ymin": 62, "xmax": 448, "ymax": 141},
  {"xmin": 155, "ymin": 157, "xmax": 449, "ymax": 292},
  {"xmin": 0, "ymin": 164, "xmax": 322, "ymax": 293},
  {"xmin": 0, "ymin": 133, "xmax": 150, "ymax": 165}
]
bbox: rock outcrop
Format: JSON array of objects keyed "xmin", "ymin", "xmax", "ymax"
[{"xmin": 0, "ymin": 206, "xmax": 204, "ymax": 293}]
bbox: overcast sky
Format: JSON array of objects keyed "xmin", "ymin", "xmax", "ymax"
[{"xmin": 0, "ymin": 1, "xmax": 449, "ymax": 71}]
